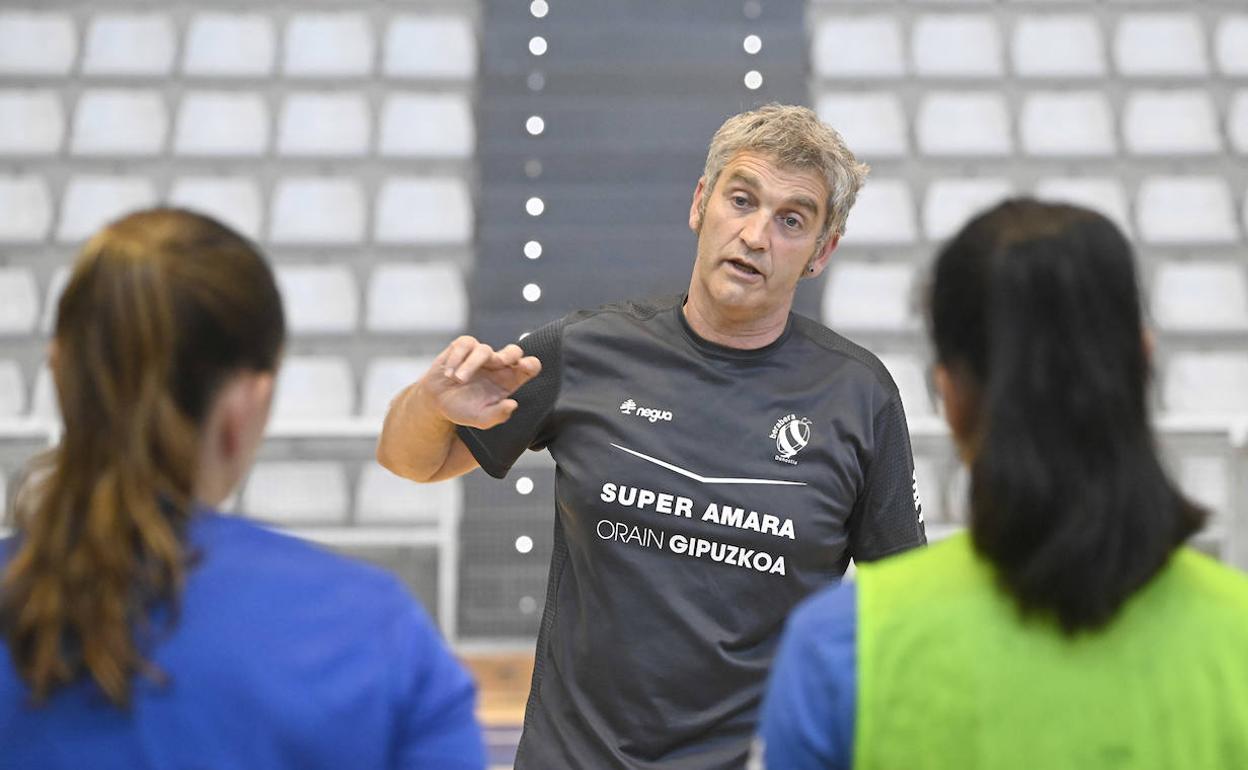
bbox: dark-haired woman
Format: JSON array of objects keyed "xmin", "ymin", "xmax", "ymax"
[
  {"xmin": 0, "ymin": 210, "xmax": 485, "ymax": 769},
  {"xmin": 756, "ymin": 199, "xmax": 1248, "ymax": 769}
]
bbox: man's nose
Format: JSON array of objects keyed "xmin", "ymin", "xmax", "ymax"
[{"xmin": 739, "ymin": 210, "xmax": 768, "ymax": 251}]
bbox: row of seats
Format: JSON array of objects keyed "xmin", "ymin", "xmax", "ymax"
[
  {"xmin": 0, "ymin": 12, "xmax": 476, "ymax": 79},
  {"xmin": 0, "ymin": 175, "xmax": 472, "ymax": 244},
  {"xmin": 914, "ymin": 451, "xmax": 1234, "ymax": 529},
  {"xmin": 0, "ymin": 263, "xmax": 467, "ymax": 335},
  {"xmin": 2, "ymin": 255, "xmax": 1243, "ymax": 338},
  {"xmin": 2, "ymin": 349, "xmax": 1246, "ymax": 422},
  {"xmin": 813, "ymin": 13, "xmax": 1248, "ymax": 78},
  {"xmin": 842, "ymin": 176, "xmax": 1248, "ymax": 244},
  {"xmin": 826, "ymin": 261, "xmax": 1248, "ymax": 332},
  {"xmin": 4, "ymin": 173, "xmax": 1246, "ymax": 246},
  {"xmin": 0, "ymin": 90, "xmax": 474, "ymax": 158},
  {"xmin": 3, "ymin": 87, "xmax": 1243, "ymax": 159},
  {"xmin": 240, "ymin": 462, "xmax": 460, "ymax": 527},
  {"xmin": 817, "ymin": 90, "xmax": 1248, "ymax": 158}
]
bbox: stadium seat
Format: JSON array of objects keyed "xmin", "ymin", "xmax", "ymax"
[
  {"xmin": 812, "ymin": 17, "xmax": 905, "ymax": 78},
  {"xmin": 1033, "ymin": 178, "xmax": 1133, "ymax": 236},
  {"xmin": 1020, "ymin": 92, "xmax": 1115, "ymax": 156},
  {"xmin": 1162, "ymin": 353, "xmax": 1248, "ymax": 414},
  {"xmin": 1123, "ymin": 91, "xmax": 1220, "ymax": 155},
  {"xmin": 269, "ymin": 178, "xmax": 366, "ymax": 244},
  {"xmin": 0, "ymin": 268, "xmax": 38, "ymax": 335},
  {"xmin": 1012, "ymin": 14, "xmax": 1105, "ymax": 78},
  {"xmin": 0, "ymin": 90, "xmax": 64, "ymax": 155},
  {"xmin": 174, "ymin": 92, "xmax": 269, "ymax": 156},
  {"xmin": 384, "ymin": 16, "xmax": 477, "ymax": 79},
  {"xmin": 272, "ymin": 356, "xmax": 355, "ymax": 419},
  {"xmin": 379, "ymin": 94, "xmax": 474, "ymax": 158},
  {"xmin": 923, "ymin": 178, "xmax": 1014, "ymax": 241},
  {"xmin": 82, "ymin": 13, "xmax": 175, "ymax": 76},
  {"xmin": 356, "ymin": 465, "xmax": 461, "ymax": 525},
  {"xmin": 0, "ymin": 12, "xmax": 76, "ymax": 75},
  {"xmin": 374, "ymin": 178, "xmax": 473, "ymax": 244},
  {"xmin": 916, "ymin": 92, "xmax": 1012, "ymax": 156},
  {"xmin": 0, "ymin": 360, "xmax": 24, "ymax": 417},
  {"xmin": 366, "ymin": 262, "xmax": 468, "ymax": 333},
  {"xmin": 822, "ymin": 263, "xmax": 918, "ymax": 332},
  {"xmin": 1136, "ymin": 177, "xmax": 1238, "ymax": 244},
  {"xmin": 815, "ymin": 93, "xmax": 907, "ymax": 158},
  {"xmin": 243, "ymin": 461, "xmax": 350, "ymax": 525},
  {"xmin": 183, "ymin": 13, "xmax": 276, "ymax": 77},
  {"xmin": 0, "ymin": 175, "xmax": 52, "ymax": 241},
  {"xmin": 57, "ymin": 176, "xmax": 157, "ymax": 242},
  {"xmin": 912, "ymin": 15, "xmax": 1003, "ymax": 78},
  {"xmin": 283, "ymin": 13, "xmax": 373, "ymax": 78},
  {"xmin": 277, "ymin": 93, "xmax": 371, "ymax": 157},
  {"xmin": 1151, "ymin": 262, "xmax": 1248, "ymax": 331},
  {"xmin": 167, "ymin": 177, "xmax": 264, "ymax": 240},
  {"xmin": 1114, "ymin": 14, "xmax": 1208, "ymax": 77},
  {"xmin": 841, "ymin": 180, "xmax": 918, "ymax": 245},
  {"xmin": 274, "ymin": 265, "xmax": 359, "ymax": 334}
]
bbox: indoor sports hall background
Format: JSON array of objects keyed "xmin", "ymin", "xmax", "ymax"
[{"xmin": 0, "ymin": 0, "xmax": 1245, "ymax": 764}]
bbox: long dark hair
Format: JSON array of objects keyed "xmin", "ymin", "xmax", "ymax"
[
  {"xmin": 1, "ymin": 209, "xmax": 285, "ymax": 705},
  {"xmin": 929, "ymin": 198, "xmax": 1205, "ymax": 633}
]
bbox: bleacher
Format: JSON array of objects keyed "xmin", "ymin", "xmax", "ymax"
[{"xmin": 0, "ymin": 0, "xmax": 1245, "ymax": 669}]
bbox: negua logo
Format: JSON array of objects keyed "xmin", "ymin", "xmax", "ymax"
[{"xmin": 619, "ymin": 398, "xmax": 672, "ymax": 423}]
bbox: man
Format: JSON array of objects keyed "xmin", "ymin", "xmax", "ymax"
[{"xmin": 378, "ymin": 104, "xmax": 926, "ymax": 769}]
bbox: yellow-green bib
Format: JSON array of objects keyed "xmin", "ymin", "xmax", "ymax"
[{"xmin": 856, "ymin": 533, "xmax": 1248, "ymax": 770}]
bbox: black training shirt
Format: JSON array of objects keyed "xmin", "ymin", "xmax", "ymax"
[{"xmin": 458, "ymin": 294, "xmax": 925, "ymax": 769}]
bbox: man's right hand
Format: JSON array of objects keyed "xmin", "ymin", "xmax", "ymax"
[{"xmin": 420, "ymin": 336, "xmax": 542, "ymax": 430}]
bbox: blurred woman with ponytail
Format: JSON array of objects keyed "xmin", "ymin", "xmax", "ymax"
[
  {"xmin": 0, "ymin": 209, "xmax": 485, "ymax": 769},
  {"xmin": 756, "ymin": 199, "xmax": 1248, "ymax": 769}
]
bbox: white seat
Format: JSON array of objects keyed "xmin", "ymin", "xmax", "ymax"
[
  {"xmin": 167, "ymin": 177, "xmax": 263, "ymax": 240},
  {"xmin": 840, "ymin": 180, "xmax": 918, "ymax": 245},
  {"xmin": 174, "ymin": 92, "xmax": 269, "ymax": 157},
  {"xmin": 912, "ymin": 15, "xmax": 1002, "ymax": 78},
  {"xmin": 356, "ymin": 465, "xmax": 460, "ymax": 526},
  {"xmin": 384, "ymin": 16, "xmax": 476, "ymax": 80},
  {"xmin": 1228, "ymin": 91, "xmax": 1248, "ymax": 154},
  {"xmin": 71, "ymin": 90, "xmax": 167, "ymax": 156},
  {"xmin": 815, "ymin": 93, "xmax": 907, "ymax": 158},
  {"xmin": 0, "ymin": 12, "xmax": 75, "ymax": 75},
  {"xmin": 812, "ymin": 17, "xmax": 905, "ymax": 79},
  {"xmin": 0, "ymin": 90, "xmax": 64, "ymax": 155},
  {"xmin": 1114, "ymin": 14, "xmax": 1208, "ymax": 77},
  {"xmin": 916, "ymin": 92, "xmax": 1011, "ymax": 156},
  {"xmin": 274, "ymin": 265, "xmax": 359, "ymax": 334},
  {"xmin": 82, "ymin": 13, "xmax": 175, "ymax": 76},
  {"xmin": 878, "ymin": 354, "xmax": 933, "ymax": 418},
  {"xmin": 269, "ymin": 178, "xmax": 366, "ymax": 244},
  {"xmin": 31, "ymin": 364, "xmax": 56, "ymax": 419},
  {"xmin": 1136, "ymin": 177, "xmax": 1238, "ymax": 244},
  {"xmin": 40, "ymin": 267, "xmax": 68, "ymax": 333},
  {"xmin": 1162, "ymin": 353, "xmax": 1248, "ymax": 414},
  {"xmin": 1178, "ymin": 456, "xmax": 1229, "ymax": 522},
  {"xmin": 283, "ymin": 13, "xmax": 373, "ymax": 78},
  {"xmin": 272, "ymin": 356, "xmax": 355, "ymax": 419},
  {"xmin": 1020, "ymin": 92, "xmax": 1115, "ymax": 157},
  {"xmin": 0, "ymin": 360, "xmax": 24, "ymax": 416},
  {"xmin": 243, "ymin": 461, "xmax": 349, "ymax": 525},
  {"xmin": 1216, "ymin": 16, "xmax": 1248, "ymax": 75},
  {"xmin": 1123, "ymin": 91, "xmax": 1220, "ymax": 155},
  {"xmin": 57, "ymin": 176, "xmax": 157, "ymax": 242},
  {"xmin": 183, "ymin": 13, "xmax": 275, "ymax": 77},
  {"xmin": 0, "ymin": 175, "xmax": 52, "ymax": 241},
  {"xmin": 922, "ymin": 178, "xmax": 1014, "ymax": 241},
  {"xmin": 1012, "ymin": 15, "xmax": 1105, "ymax": 78},
  {"xmin": 374, "ymin": 178, "xmax": 472, "ymax": 244},
  {"xmin": 379, "ymin": 94, "xmax": 474, "ymax": 158},
  {"xmin": 366, "ymin": 262, "xmax": 467, "ymax": 333},
  {"xmin": 1033, "ymin": 178, "xmax": 1132, "ymax": 237},
  {"xmin": 0, "ymin": 268, "xmax": 38, "ymax": 334},
  {"xmin": 1151, "ymin": 262, "xmax": 1248, "ymax": 331},
  {"xmin": 277, "ymin": 93, "xmax": 371, "ymax": 157},
  {"xmin": 362, "ymin": 356, "xmax": 436, "ymax": 417},
  {"xmin": 822, "ymin": 263, "xmax": 917, "ymax": 332}
]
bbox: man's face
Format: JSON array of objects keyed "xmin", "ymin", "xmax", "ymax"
[{"xmin": 687, "ymin": 151, "xmax": 838, "ymax": 326}]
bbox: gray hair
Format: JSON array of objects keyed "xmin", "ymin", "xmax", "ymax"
[{"xmin": 699, "ymin": 104, "xmax": 869, "ymax": 247}]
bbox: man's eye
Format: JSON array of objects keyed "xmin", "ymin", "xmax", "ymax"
[
  {"xmin": 783, "ymin": 216, "xmax": 802, "ymax": 229},
  {"xmin": 731, "ymin": 195, "xmax": 750, "ymax": 208}
]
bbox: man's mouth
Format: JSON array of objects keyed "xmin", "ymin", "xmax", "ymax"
[{"xmin": 726, "ymin": 258, "xmax": 763, "ymax": 278}]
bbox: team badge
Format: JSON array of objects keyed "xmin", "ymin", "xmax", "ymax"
[{"xmin": 770, "ymin": 414, "xmax": 812, "ymax": 465}]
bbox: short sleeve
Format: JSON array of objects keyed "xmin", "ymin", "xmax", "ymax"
[
  {"xmin": 456, "ymin": 316, "xmax": 565, "ymax": 478},
  {"xmin": 847, "ymin": 394, "xmax": 926, "ymax": 561},
  {"xmin": 757, "ymin": 581, "xmax": 857, "ymax": 770},
  {"xmin": 393, "ymin": 598, "xmax": 487, "ymax": 770}
]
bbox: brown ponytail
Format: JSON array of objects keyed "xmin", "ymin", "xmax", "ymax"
[{"xmin": 1, "ymin": 209, "xmax": 284, "ymax": 705}]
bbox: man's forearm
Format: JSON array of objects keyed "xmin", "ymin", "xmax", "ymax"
[{"xmin": 377, "ymin": 381, "xmax": 463, "ymax": 482}]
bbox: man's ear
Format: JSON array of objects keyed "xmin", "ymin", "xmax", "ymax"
[
  {"xmin": 688, "ymin": 177, "xmax": 707, "ymax": 233},
  {"xmin": 804, "ymin": 234, "xmax": 840, "ymax": 279}
]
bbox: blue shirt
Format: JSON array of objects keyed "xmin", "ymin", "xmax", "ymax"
[
  {"xmin": 0, "ymin": 512, "xmax": 486, "ymax": 770},
  {"xmin": 757, "ymin": 581, "xmax": 857, "ymax": 770}
]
